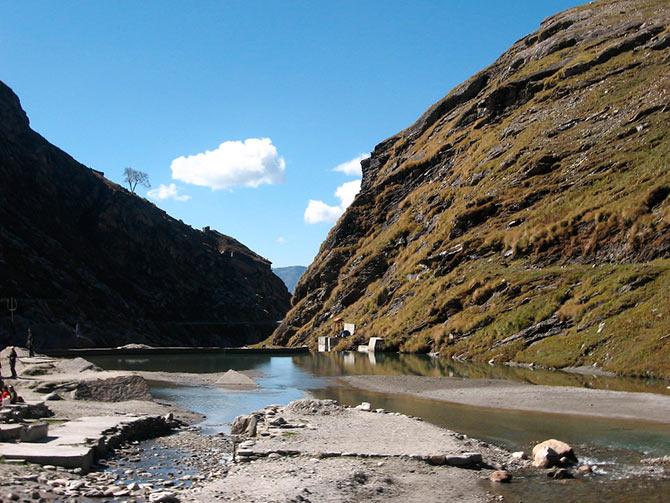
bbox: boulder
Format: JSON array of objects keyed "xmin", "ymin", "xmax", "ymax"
[
  {"xmin": 532, "ymin": 439, "xmax": 578, "ymax": 468},
  {"xmin": 355, "ymin": 402, "xmax": 372, "ymax": 411},
  {"xmin": 230, "ymin": 414, "xmax": 258, "ymax": 436},
  {"xmin": 71, "ymin": 375, "xmax": 151, "ymax": 402}
]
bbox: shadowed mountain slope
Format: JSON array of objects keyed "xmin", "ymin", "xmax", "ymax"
[{"xmin": 0, "ymin": 81, "xmax": 290, "ymax": 348}]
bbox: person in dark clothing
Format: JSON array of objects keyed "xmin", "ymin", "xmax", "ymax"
[
  {"xmin": 26, "ymin": 328, "xmax": 34, "ymax": 357},
  {"xmin": 8, "ymin": 347, "xmax": 17, "ymax": 378},
  {"xmin": 8, "ymin": 385, "xmax": 18, "ymax": 404}
]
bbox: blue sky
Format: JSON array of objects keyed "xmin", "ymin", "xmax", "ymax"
[{"xmin": 1, "ymin": 0, "xmax": 582, "ymax": 267}]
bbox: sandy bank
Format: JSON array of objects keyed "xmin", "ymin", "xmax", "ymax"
[
  {"xmin": 341, "ymin": 375, "xmax": 670, "ymax": 424},
  {"xmin": 136, "ymin": 369, "xmax": 258, "ymax": 388}
]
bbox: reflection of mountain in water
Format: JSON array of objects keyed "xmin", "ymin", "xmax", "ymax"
[
  {"xmin": 89, "ymin": 352, "xmax": 273, "ymax": 373},
  {"xmin": 291, "ymin": 352, "xmax": 670, "ymax": 395}
]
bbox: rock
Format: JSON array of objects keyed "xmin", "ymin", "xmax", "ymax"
[
  {"xmin": 532, "ymin": 439, "xmax": 578, "ymax": 468},
  {"xmin": 6, "ymin": 493, "xmax": 19, "ymax": 501},
  {"xmin": 231, "ymin": 414, "xmax": 258, "ymax": 436},
  {"xmin": 548, "ymin": 468, "xmax": 575, "ymax": 479},
  {"xmin": 44, "ymin": 392, "xmax": 63, "ymax": 401},
  {"xmin": 577, "ymin": 464, "xmax": 593, "ymax": 474},
  {"xmin": 149, "ymin": 491, "xmax": 180, "ymax": 502},
  {"xmin": 444, "ymin": 452, "xmax": 483, "ymax": 467},
  {"xmin": 511, "ymin": 451, "xmax": 527, "ymax": 460},
  {"xmin": 71, "ymin": 375, "xmax": 152, "ymax": 402},
  {"xmin": 355, "ymin": 402, "xmax": 372, "ymax": 411},
  {"xmin": 268, "ymin": 416, "xmax": 287, "ymax": 427},
  {"xmin": 489, "ymin": 470, "xmax": 512, "ymax": 483},
  {"xmin": 426, "ymin": 454, "xmax": 446, "ymax": 465}
]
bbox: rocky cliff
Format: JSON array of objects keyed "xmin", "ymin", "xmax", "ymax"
[
  {"xmin": 272, "ymin": 0, "xmax": 670, "ymax": 378},
  {"xmin": 0, "ymin": 81, "xmax": 290, "ymax": 348}
]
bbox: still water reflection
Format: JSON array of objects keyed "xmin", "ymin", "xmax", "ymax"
[{"xmin": 89, "ymin": 352, "xmax": 670, "ymax": 454}]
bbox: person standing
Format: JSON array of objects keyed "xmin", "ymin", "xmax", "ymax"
[
  {"xmin": 8, "ymin": 347, "xmax": 17, "ymax": 379},
  {"xmin": 26, "ymin": 328, "xmax": 34, "ymax": 357}
]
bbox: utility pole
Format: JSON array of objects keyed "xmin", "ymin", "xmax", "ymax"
[{"xmin": 7, "ymin": 297, "xmax": 17, "ymax": 324}]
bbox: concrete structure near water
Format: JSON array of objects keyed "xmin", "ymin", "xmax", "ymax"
[
  {"xmin": 357, "ymin": 337, "xmax": 385, "ymax": 354},
  {"xmin": 0, "ymin": 414, "xmax": 176, "ymax": 471},
  {"xmin": 318, "ymin": 336, "xmax": 336, "ymax": 352}
]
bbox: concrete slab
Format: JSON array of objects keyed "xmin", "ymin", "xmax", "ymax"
[
  {"xmin": 0, "ymin": 443, "xmax": 95, "ymax": 470},
  {"xmin": 0, "ymin": 414, "xmax": 158, "ymax": 471}
]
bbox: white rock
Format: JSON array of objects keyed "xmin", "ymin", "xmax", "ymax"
[{"xmin": 149, "ymin": 491, "xmax": 180, "ymax": 503}]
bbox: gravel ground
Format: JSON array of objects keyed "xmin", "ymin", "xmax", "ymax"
[{"xmin": 187, "ymin": 399, "xmax": 522, "ymax": 503}]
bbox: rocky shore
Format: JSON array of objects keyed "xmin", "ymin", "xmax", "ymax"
[{"xmin": 3, "ymin": 349, "xmax": 670, "ymax": 502}]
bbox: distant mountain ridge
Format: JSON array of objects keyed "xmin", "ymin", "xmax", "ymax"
[
  {"xmin": 0, "ymin": 81, "xmax": 291, "ymax": 348},
  {"xmin": 272, "ymin": 0, "xmax": 670, "ymax": 378},
  {"xmin": 273, "ymin": 266, "xmax": 308, "ymax": 294}
]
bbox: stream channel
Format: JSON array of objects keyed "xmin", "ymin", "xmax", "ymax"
[{"xmin": 89, "ymin": 351, "xmax": 670, "ymax": 502}]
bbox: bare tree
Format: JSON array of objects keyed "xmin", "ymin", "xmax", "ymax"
[{"xmin": 123, "ymin": 167, "xmax": 151, "ymax": 193}]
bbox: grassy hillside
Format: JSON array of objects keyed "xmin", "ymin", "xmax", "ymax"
[{"xmin": 271, "ymin": 0, "xmax": 670, "ymax": 378}]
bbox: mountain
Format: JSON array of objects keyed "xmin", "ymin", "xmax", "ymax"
[
  {"xmin": 273, "ymin": 266, "xmax": 308, "ymax": 294},
  {"xmin": 272, "ymin": 0, "xmax": 670, "ymax": 378},
  {"xmin": 0, "ymin": 81, "xmax": 291, "ymax": 349}
]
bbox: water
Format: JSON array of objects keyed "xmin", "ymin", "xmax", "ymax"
[{"xmin": 89, "ymin": 351, "xmax": 670, "ymax": 501}]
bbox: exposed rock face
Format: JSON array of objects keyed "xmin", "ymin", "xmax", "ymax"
[
  {"xmin": 0, "ymin": 81, "xmax": 290, "ymax": 348},
  {"xmin": 273, "ymin": 0, "xmax": 670, "ymax": 377}
]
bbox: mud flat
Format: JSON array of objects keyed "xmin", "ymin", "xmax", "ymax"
[{"xmin": 340, "ymin": 375, "xmax": 670, "ymax": 424}]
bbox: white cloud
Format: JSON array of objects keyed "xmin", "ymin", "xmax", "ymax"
[
  {"xmin": 147, "ymin": 183, "xmax": 191, "ymax": 202},
  {"xmin": 335, "ymin": 179, "xmax": 361, "ymax": 208},
  {"xmin": 333, "ymin": 153, "xmax": 370, "ymax": 176},
  {"xmin": 171, "ymin": 137, "xmax": 285, "ymax": 190},
  {"xmin": 304, "ymin": 179, "xmax": 361, "ymax": 224},
  {"xmin": 276, "ymin": 236, "xmax": 287, "ymax": 245},
  {"xmin": 304, "ymin": 200, "xmax": 344, "ymax": 224}
]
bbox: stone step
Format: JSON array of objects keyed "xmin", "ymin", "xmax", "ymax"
[
  {"xmin": 0, "ymin": 422, "xmax": 49, "ymax": 442},
  {"xmin": 0, "ymin": 443, "xmax": 94, "ymax": 470}
]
